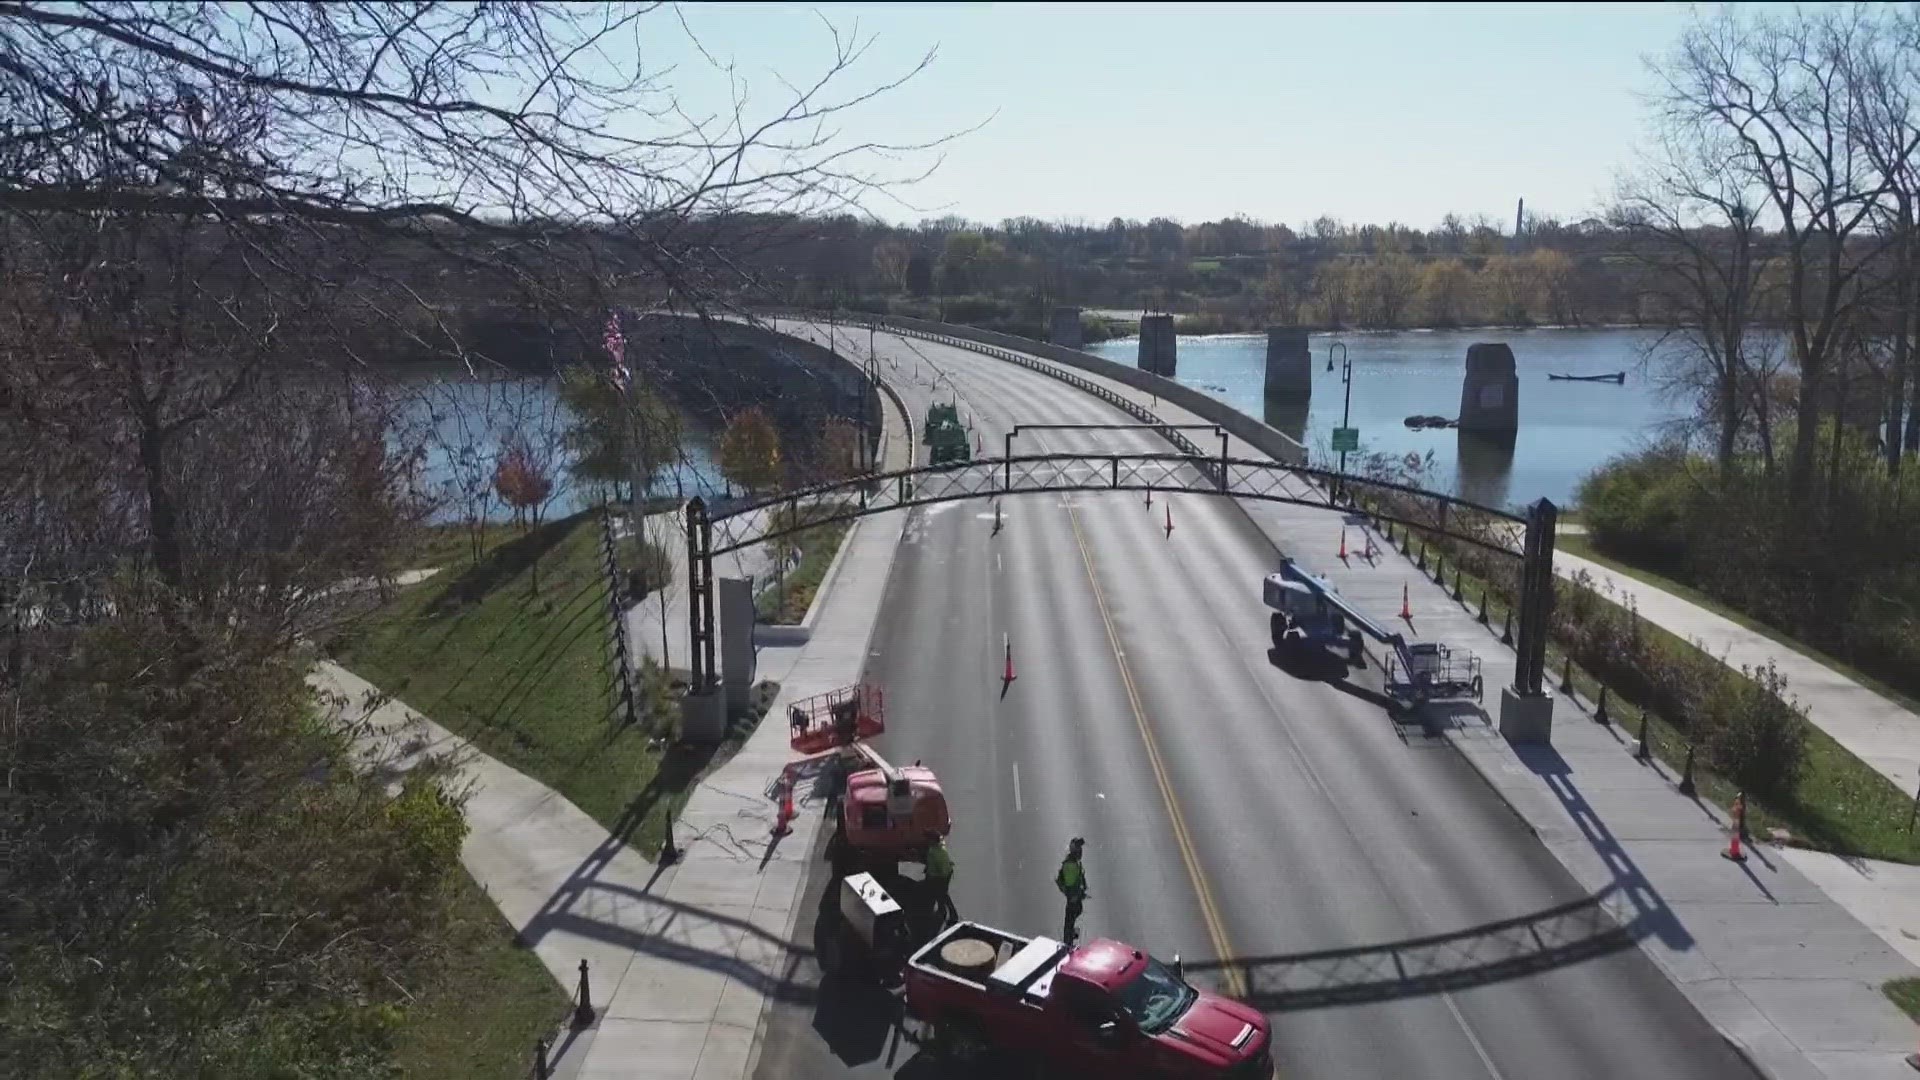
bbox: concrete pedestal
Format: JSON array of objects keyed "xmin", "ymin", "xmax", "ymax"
[
  {"xmin": 1498, "ymin": 686, "xmax": 1554, "ymax": 746},
  {"xmin": 1138, "ymin": 314, "xmax": 1177, "ymax": 377},
  {"xmin": 680, "ymin": 688, "xmax": 726, "ymax": 744},
  {"xmin": 718, "ymin": 577, "xmax": 756, "ymax": 714}
]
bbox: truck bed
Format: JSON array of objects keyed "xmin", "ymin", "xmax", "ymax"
[{"xmin": 906, "ymin": 922, "xmax": 1070, "ymax": 1006}]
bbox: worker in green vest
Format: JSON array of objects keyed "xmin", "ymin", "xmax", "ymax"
[
  {"xmin": 923, "ymin": 830, "xmax": 955, "ymax": 926},
  {"xmin": 1056, "ymin": 837, "xmax": 1089, "ymax": 943}
]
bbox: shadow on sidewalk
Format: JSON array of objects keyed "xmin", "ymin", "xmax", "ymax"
[
  {"xmin": 1509, "ymin": 742, "xmax": 1696, "ymax": 953},
  {"xmin": 1184, "ymin": 885, "xmax": 1643, "ymax": 1012}
]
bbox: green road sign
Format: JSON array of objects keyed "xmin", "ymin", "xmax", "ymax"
[{"xmin": 1331, "ymin": 427, "xmax": 1360, "ymax": 453}]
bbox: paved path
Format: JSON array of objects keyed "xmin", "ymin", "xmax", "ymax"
[
  {"xmin": 1553, "ymin": 550, "xmax": 1920, "ymax": 805},
  {"xmin": 889, "ymin": 329, "xmax": 1920, "ymax": 1080}
]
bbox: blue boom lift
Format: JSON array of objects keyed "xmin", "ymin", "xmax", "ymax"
[{"xmin": 1263, "ymin": 558, "xmax": 1483, "ymax": 711}]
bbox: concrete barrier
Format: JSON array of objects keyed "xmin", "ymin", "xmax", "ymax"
[{"xmin": 838, "ymin": 312, "xmax": 1308, "ymax": 467}]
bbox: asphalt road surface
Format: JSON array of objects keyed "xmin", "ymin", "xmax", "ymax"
[{"xmin": 751, "ymin": 325, "xmax": 1756, "ymax": 1080}]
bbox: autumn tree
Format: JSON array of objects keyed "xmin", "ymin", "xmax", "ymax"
[
  {"xmin": 1418, "ymin": 259, "xmax": 1472, "ymax": 327},
  {"xmin": 720, "ymin": 407, "xmax": 784, "ymax": 495}
]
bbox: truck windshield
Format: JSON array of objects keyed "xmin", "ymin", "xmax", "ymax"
[{"xmin": 1112, "ymin": 957, "xmax": 1197, "ymax": 1034}]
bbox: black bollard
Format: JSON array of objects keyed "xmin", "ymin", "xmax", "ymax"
[
  {"xmin": 1595, "ymin": 685, "xmax": 1611, "ymax": 726},
  {"xmin": 1477, "ymin": 588, "xmax": 1490, "ymax": 623},
  {"xmin": 1453, "ymin": 569, "xmax": 1466, "ymax": 603},
  {"xmin": 1434, "ymin": 553, "xmax": 1445, "ymax": 583},
  {"xmin": 1500, "ymin": 610, "xmax": 1513, "ymax": 647},
  {"xmin": 1678, "ymin": 740, "xmax": 1698, "ymax": 796},
  {"xmin": 1417, "ymin": 543, "xmax": 1428, "ymax": 572},
  {"xmin": 1561, "ymin": 655, "xmax": 1575, "ymax": 694},
  {"xmin": 1636, "ymin": 711, "xmax": 1653, "ymax": 761},
  {"xmin": 573, "ymin": 958, "xmax": 597, "ymax": 1029},
  {"xmin": 534, "ymin": 1037, "xmax": 551, "ymax": 1079},
  {"xmin": 660, "ymin": 816, "xmax": 680, "ymax": 866}
]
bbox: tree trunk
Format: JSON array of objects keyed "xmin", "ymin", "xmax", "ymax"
[
  {"xmin": 1789, "ymin": 362, "xmax": 1822, "ymax": 501},
  {"xmin": 138, "ymin": 420, "xmax": 183, "ymax": 586}
]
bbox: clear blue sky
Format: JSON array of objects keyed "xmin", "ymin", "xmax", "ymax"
[{"xmin": 659, "ymin": 2, "xmax": 1723, "ymax": 230}]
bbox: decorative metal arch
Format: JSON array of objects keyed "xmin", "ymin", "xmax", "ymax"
[{"xmin": 683, "ymin": 454, "xmax": 1556, "ymax": 707}]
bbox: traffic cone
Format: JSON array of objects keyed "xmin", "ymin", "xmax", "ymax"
[
  {"xmin": 772, "ymin": 776, "xmax": 794, "ymax": 837},
  {"xmin": 1399, "ymin": 583, "xmax": 1412, "ymax": 621},
  {"xmin": 1722, "ymin": 792, "xmax": 1748, "ymax": 862},
  {"xmin": 1164, "ymin": 503, "xmax": 1174, "ymax": 537},
  {"xmin": 1338, "ymin": 528, "xmax": 1348, "ymax": 560},
  {"xmin": 1003, "ymin": 632, "xmax": 1016, "ymax": 683}
]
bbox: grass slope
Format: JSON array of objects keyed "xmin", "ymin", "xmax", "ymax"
[
  {"xmin": 334, "ymin": 511, "xmax": 711, "ymax": 859},
  {"xmin": 393, "ymin": 871, "xmax": 569, "ymax": 1080}
]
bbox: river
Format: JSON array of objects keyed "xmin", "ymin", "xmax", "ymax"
[
  {"xmin": 1088, "ymin": 327, "xmax": 1689, "ymax": 511},
  {"xmin": 393, "ymin": 374, "xmax": 725, "ymax": 524}
]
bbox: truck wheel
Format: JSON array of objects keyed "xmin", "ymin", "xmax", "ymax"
[{"xmin": 936, "ymin": 1012, "xmax": 989, "ymax": 1062}]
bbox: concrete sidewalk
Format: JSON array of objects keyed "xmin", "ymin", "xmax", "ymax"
[
  {"xmin": 1554, "ymin": 549, "xmax": 1920, "ymax": 806},
  {"xmin": 309, "ymin": 498, "xmax": 907, "ymax": 1080},
  {"xmin": 940, "ymin": 338, "xmax": 1920, "ymax": 1080}
]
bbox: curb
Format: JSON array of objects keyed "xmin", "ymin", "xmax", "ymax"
[{"xmin": 748, "ymin": 356, "xmax": 915, "ymax": 650}]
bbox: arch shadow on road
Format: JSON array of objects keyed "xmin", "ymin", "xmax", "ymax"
[{"xmin": 1182, "ymin": 885, "xmax": 1640, "ymax": 1012}]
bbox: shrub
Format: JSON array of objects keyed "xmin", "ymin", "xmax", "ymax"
[{"xmin": 1693, "ymin": 660, "xmax": 1810, "ymax": 800}]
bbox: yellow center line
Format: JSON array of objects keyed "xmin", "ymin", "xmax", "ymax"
[{"xmin": 1061, "ymin": 494, "xmax": 1246, "ymax": 1000}]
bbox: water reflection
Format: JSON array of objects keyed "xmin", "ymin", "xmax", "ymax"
[
  {"xmin": 388, "ymin": 374, "xmax": 722, "ymax": 524},
  {"xmin": 1262, "ymin": 393, "xmax": 1311, "ymax": 446},
  {"xmin": 1454, "ymin": 432, "xmax": 1515, "ymax": 511}
]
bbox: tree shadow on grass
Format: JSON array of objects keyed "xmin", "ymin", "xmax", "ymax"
[{"xmin": 426, "ymin": 512, "xmax": 586, "ymax": 620}]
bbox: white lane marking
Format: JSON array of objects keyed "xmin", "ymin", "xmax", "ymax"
[
  {"xmin": 1013, "ymin": 763, "xmax": 1023, "ymax": 812},
  {"xmin": 1443, "ymin": 993, "xmax": 1508, "ymax": 1080}
]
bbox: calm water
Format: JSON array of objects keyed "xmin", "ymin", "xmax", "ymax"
[
  {"xmin": 1089, "ymin": 328, "xmax": 1688, "ymax": 511},
  {"xmin": 393, "ymin": 376, "xmax": 724, "ymax": 524}
]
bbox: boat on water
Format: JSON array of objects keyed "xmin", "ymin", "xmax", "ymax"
[{"xmin": 1548, "ymin": 371, "xmax": 1626, "ymax": 384}]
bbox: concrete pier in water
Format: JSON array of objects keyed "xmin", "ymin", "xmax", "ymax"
[
  {"xmin": 1458, "ymin": 342, "xmax": 1519, "ymax": 446},
  {"xmin": 1138, "ymin": 313, "xmax": 1177, "ymax": 377},
  {"xmin": 1048, "ymin": 306, "xmax": 1083, "ymax": 349}
]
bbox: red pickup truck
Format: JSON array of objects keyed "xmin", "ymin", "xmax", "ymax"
[{"xmin": 903, "ymin": 921, "xmax": 1273, "ymax": 1078}]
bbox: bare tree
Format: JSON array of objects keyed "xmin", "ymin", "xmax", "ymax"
[
  {"xmin": 1655, "ymin": 7, "xmax": 1892, "ymax": 499},
  {"xmin": 1612, "ymin": 116, "xmax": 1772, "ymax": 475}
]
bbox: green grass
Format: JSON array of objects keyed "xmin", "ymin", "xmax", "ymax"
[
  {"xmin": 393, "ymin": 869, "xmax": 569, "ymax": 1080},
  {"xmin": 408, "ymin": 523, "xmax": 519, "ymax": 572},
  {"xmin": 1885, "ymin": 977, "xmax": 1920, "ymax": 1021},
  {"xmin": 1558, "ymin": 533, "xmax": 1920, "ymax": 718},
  {"xmin": 333, "ymin": 510, "xmax": 731, "ymax": 859},
  {"xmin": 756, "ymin": 516, "xmax": 854, "ymax": 624},
  {"xmin": 1389, "ymin": 526, "xmax": 1920, "ymax": 865}
]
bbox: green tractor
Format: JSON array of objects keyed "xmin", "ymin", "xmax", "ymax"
[{"xmin": 922, "ymin": 403, "xmax": 971, "ymax": 468}]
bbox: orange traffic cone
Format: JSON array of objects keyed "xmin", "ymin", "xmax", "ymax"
[
  {"xmin": 1722, "ymin": 792, "xmax": 1747, "ymax": 862},
  {"xmin": 772, "ymin": 777, "xmax": 794, "ymax": 837},
  {"xmin": 1338, "ymin": 528, "xmax": 1348, "ymax": 560},
  {"xmin": 1164, "ymin": 503, "xmax": 1174, "ymax": 537},
  {"xmin": 1399, "ymin": 583, "xmax": 1412, "ymax": 621},
  {"xmin": 1003, "ymin": 632, "xmax": 1016, "ymax": 683}
]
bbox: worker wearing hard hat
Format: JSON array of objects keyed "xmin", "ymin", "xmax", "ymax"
[
  {"xmin": 924, "ymin": 829, "xmax": 955, "ymax": 926},
  {"xmin": 1056, "ymin": 837, "xmax": 1089, "ymax": 943}
]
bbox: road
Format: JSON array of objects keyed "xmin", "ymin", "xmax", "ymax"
[{"xmin": 753, "ymin": 324, "xmax": 1755, "ymax": 1080}]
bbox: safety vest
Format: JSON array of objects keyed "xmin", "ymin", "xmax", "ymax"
[
  {"xmin": 926, "ymin": 840, "xmax": 954, "ymax": 881},
  {"xmin": 1056, "ymin": 857, "xmax": 1085, "ymax": 897}
]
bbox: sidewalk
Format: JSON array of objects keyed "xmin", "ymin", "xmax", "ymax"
[
  {"xmin": 1554, "ymin": 549, "xmax": 1920, "ymax": 805},
  {"xmin": 952, "ymin": 339, "xmax": 1920, "ymax": 1080}
]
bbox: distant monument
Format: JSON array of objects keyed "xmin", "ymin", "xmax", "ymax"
[
  {"xmin": 1049, "ymin": 306, "xmax": 1083, "ymax": 349},
  {"xmin": 1458, "ymin": 343, "xmax": 1519, "ymax": 446},
  {"xmin": 1138, "ymin": 314, "xmax": 1177, "ymax": 377}
]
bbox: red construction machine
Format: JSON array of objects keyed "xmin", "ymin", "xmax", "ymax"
[{"xmin": 786, "ymin": 683, "xmax": 950, "ymax": 877}]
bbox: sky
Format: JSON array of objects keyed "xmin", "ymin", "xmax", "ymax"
[{"xmin": 653, "ymin": 2, "xmax": 1725, "ymax": 231}]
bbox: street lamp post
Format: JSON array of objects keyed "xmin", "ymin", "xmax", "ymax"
[{"xmin": 1327, "ymin": 340, "xmax": 1353, "ymax": 493}]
